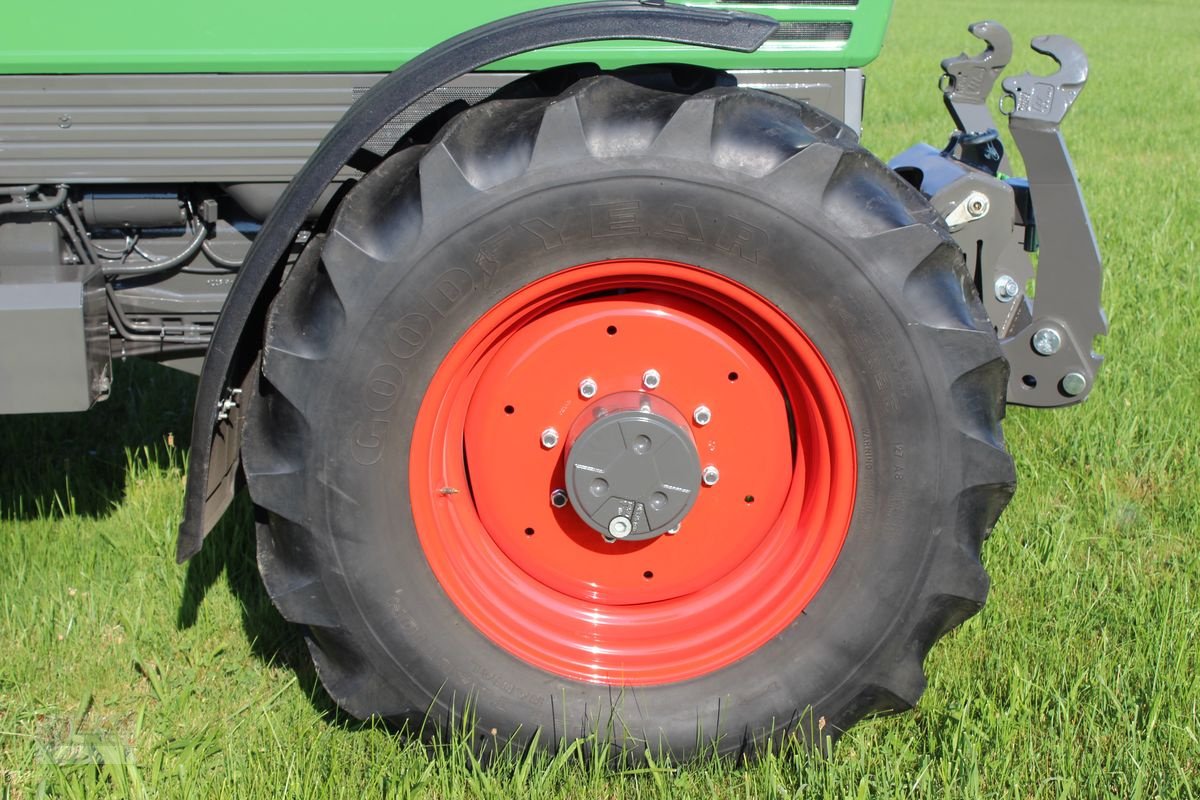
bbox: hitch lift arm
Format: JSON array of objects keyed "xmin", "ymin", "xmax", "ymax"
[{"xmin": 892, "ymin": 23, "xmax": 1107, "ymax": 408}]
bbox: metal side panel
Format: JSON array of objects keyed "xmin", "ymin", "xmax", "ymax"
[
  {"xmin": 0, "ymin": 70, "xmax": 856, "ymax": 185},
  {"xmin": 0, "ymin": 73, "xmax": 391, "ymax": 184},
  {"xmin": 0, "ymin": 274, "xmax": 109, "ymax": 414}
]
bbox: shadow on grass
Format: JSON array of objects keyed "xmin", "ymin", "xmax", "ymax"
[
  {"xmin": 175, "ymin": 493, "xmax": 373, "ymax": 730},
  {"xmin": 0, "ymin": 356, "xmax": 366, "ymax": 728},
  {"xmin": 0, "ymin": 359, "xmax": 196, "ymax": 519}
]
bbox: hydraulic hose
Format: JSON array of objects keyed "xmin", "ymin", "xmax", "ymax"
[
  {"xmin": 0, "ymin": 184, "xmax": 68, "ymax": 217},
  {"xmin": 200, "ymin": 239, "xmax": 244, "ymax": 270},
  {"xmin": 104, "ymin": 221, "xmax": 208, "ymax": 277}
]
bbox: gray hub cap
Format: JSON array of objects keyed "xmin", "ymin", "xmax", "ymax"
[{"xmin": 564, "ymin": 404, "xmax": 702, "ymax": 542}]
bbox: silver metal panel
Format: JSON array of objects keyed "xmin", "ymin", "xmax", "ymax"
[
  {"xmin": 731, "ymin": 69, "xmax": 856, "ymax": 134},
  {"xmin": 842, "ymin": 68, "xmax": 864, "ymax": 134},
  {"xmin": 0, "ymin": 70, "xmax": 854, "ymax": 184},
  {"xmin": 0, "ymin": 275, "xmax": 108, "ymax": 413},
  {"xmin": 0, "ymin": 73, "xmax": 379, "ymax": 183}
]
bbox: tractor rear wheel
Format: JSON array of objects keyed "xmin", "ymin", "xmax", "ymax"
[{"xmin": 242, "ymin": 70, "xmax": 1015, "ymax": 756}]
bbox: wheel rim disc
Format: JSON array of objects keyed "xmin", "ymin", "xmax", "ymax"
[{"xmin": 410, "ymin": 259, "xmax": 855, "ymax": 685}]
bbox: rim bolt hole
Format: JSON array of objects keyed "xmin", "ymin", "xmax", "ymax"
[
  {"xmin": 504, "ymin": 405, "xmax": 515, "ymax": 415},
  {"xmin": 643, "ymin": 571, "xmax": 654, "ymax": 580},
  {"xmin": 728, "ymin": 371, "xmax": 739, "ymax": 382},
  {"xmin": 606, "ymin": 325, "xmax": 618, "ymax": 336},
  {"xmin": 524, "ymin": 527, "xmax": 535, "ymax": 537},
  {"xmin": 744, "ymin": 495, "xmax": 755, "ymax": 504}
]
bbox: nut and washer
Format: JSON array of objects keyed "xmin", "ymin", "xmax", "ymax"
[
  {"xmin": 1061, "ymin": 372, "xmax": 1088, "ymax": 397},
  {"xmin": 642, "ymin": 369, "xmax": 662, "ymax": 390},
  {"xmin": 608, "ymin": 516, "xmax": 633, "ymax": 539},
  {"xmin": 1032, "ymin": 327, "xmax": 1063, "ymax": 356},
  {"xmin": 994, "ymin": 275, "xmax": 1020, "ymax": 303},
  {"xmin": 693, "ymin": 405, "xmax": 713, "ymax": 426},
  {"xmin": 540, "ymin": 427, "xmax": 560, "ymax": 449},
  {"xmin": 579, "ymin": 378, "xmax": 598, "ymax": 399},
  {"xmin": 966, "ymin": 192, "xmax": 990, "ymax": 219},
  {"xmin": 550, "ymin": 489, "xmax": 569, "ymax": 508},
  {"xmin": 701, "ymin": 466, "xmax": 720, "ymax": 487}
]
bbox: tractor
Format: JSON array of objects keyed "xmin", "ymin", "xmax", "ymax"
[{"xmin": 0, "ymin": 0, "xmax": 1104, "ymax": 755}]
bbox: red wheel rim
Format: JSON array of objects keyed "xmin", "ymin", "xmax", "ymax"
[{"xmin": 410, "ymin": 260, "xmax": 855, "ymax": 685}]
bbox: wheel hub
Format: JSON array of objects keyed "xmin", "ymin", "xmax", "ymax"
[{"xmin": 564, "ymin": 393, "xmax": 701, "ymax": 542}]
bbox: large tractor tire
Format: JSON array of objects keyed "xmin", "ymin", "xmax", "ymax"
[{"xmin": 242, "ymin": 69, "xmax": 1015, "ymax": 757}]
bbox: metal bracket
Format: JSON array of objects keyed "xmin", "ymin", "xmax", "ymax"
[
  {"xmin": 896, "ymin": 24, "xmax": 1106, "ymax": 409},
  {"xmin": 999, "ymin": 35, "xmax": 1106, "ymax": 407},
  {"xmin": 216, "ymin": 387, "xmax": 242, "ymax": 422},
  {"xmin": 940, "ymin": 20, "xmax": 1013, "ymax": 172}
]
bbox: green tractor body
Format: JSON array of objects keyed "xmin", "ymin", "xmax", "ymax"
[
  {"xmin": 0, "ymin": 0, "xmax": 1104, "ymax": 756},
  {"xmin": 0, "ymin": 0, "xmax": 893, "ymax": 73}
]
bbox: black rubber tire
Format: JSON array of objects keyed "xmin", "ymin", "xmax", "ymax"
[{"xmin": 242, "ymin": 70, "xmax": 1016, "ymax": 758}]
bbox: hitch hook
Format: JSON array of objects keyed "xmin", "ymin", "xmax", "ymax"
[
  {"xmin": 940, "ymin": 21, "xmax": 1014, "ymax": 171},
  {"xmin": 1001, "ymin": 35, "xmax": 1089, "ymax": 127}
]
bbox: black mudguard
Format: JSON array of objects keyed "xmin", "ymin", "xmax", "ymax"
[{"xmin": 176, "ymin": 0, "xmax": 777, "ymax": 561}]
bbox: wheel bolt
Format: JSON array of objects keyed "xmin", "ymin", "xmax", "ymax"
[
  {"xmin": 1032, "ymin": 327, "xmax": 1062, "ymax": 356},
  {"xmin": 642, "ymin": 369, "xmax": 661, "ymax": 390},
  {"xmin": 693, "ymin": 405, "xmax": 712, "ymax": 426},
  {"xmin": 994, "ymin": 275, "xmax": 1020, "ymax": 303},
  {"xmin": 550, "ymin": 489, "xmax": 569, "ymax": 508},
  {"xmin": 702, "ymin": 466, "xmax": 720, "ymax": 487},
  {"xmin": 1061, "ymin": 372, "xmax": 1087, "ymax": 397},
  {"xmin": 540, "ymin": 427, "xmax": 560, "ymax": 449},
  {"xmin": 579, "ymin": 378, "xmax": 598, "ymax": 399},
  {"xmin": 608, "ymin": 516, "xmax": 633, "ymax": 539}
]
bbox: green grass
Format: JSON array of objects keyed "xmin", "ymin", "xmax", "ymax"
[{"xmin": 2, "ymin": 1, "xmax": 1198, "ymax": 796}]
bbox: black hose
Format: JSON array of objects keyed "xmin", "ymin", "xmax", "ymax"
[{"xmin": 104, "ymin": 221, "xmax": 208, "ymax": 277}]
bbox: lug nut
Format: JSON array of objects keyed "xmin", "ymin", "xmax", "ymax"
[
  {"xmin": 693, "ymin": 405, "xmax": 712, "ymax": 426},
  {"xmin": 1032, "ymin": 327, "xmax": 1063, "ymax": 356},
  {"xmin": 608, "ymin": 516, "xmax": 633, "ymax": 539},
  {"xmin": 579, "ymin": 378, "xmax": 598, "ymax": 399},
  {"xmin": 550, "ymin": 489, "xmax": 569, "ymax": 508},
  {"xmin": 540, "ymin": 427, "xmax": 560, "ymax": 449},
  {"xmin": 1061, "ymin": 372, "xmax": 1087, "ymax": 397},
  {"xmin": 642, "ymin": 369, "xmax": 661, "ymax": 390},
  {"xmin": 994, "ymin": 275, "xmax": 1020, "ymax": 303},
  {"xmin": 701, "ymin": 466, "xmax": 720, "ymax": 487}
]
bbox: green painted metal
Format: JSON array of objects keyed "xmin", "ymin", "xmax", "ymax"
[{"xmin": 0, "ymin": 1, "xmax": 893, "ymax": 75}]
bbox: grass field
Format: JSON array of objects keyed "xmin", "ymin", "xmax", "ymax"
[{"xmin": 2, "ymin": 1, "xmax": 1198, "ymax": 796}]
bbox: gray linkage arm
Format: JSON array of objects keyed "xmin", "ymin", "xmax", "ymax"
[
  {"xmin": 1000, "ymin": 36, "xmax": 1107, "ymax": 406},
  {"xmin": 940, "ymin": 20, "xmax": 1013, "ymax": 173}
]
